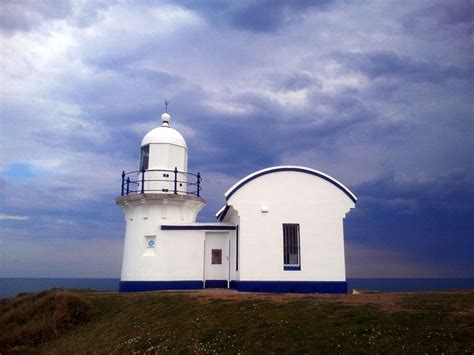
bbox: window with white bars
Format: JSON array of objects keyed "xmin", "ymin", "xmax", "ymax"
[{"xmin": 283, "ymin": 224, "xmax": 300, "ymax": 266}]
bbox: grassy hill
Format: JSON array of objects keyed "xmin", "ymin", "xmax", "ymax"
[{"xmin": 1, "ymin": 289, "xmax": 473, "ymax": 354}]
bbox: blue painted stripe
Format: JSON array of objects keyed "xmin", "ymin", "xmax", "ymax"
[
  {"xmin": 284, "ymin": 266, "xmax": 301, "ymax": 271},
  {"xmin": 120, "ymin": 280, "xmax": 347, "ymax": 294},
  {"xmin": 119, "ymin": 281, "xmax": 203, "ymax": 292},
  {"xmin": 161, "ymin": 225, "xmax": 236, "ymax": 231},
  {"xmin": 204, "ymin": 280, "xmax": 228, "ymax": 288},
  {"xmin": 229, "ymin": 281, "xmax": 347, "ymax": 294},
  {"xmin": 225, "ymin": 167, "xmax": 357, "ymax": 203}
]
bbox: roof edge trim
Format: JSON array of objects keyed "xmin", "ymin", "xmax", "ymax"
[
  {"xmin": 215, "ymin": 205, "xmax": 227, "ymax": 219},
  {"xmin": 224, "ymin": 165, "xmax": 357, "ymax": 203},
  {"xmin": 216, "ymin": 205, "xmax": 230, "ymax": 221}
]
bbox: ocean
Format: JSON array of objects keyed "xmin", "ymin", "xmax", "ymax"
[{"xmin": 0, "ymin": 278, "xmax": 473, "ymax": 299}]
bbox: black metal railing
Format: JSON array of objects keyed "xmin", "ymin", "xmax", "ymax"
[{"xmin": 120, "ymin": 168, "xmax": 202, "ymax": 197}]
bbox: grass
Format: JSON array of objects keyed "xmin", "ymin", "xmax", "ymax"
[
  {"xmin": 0, "ymin": 289, "xmax": 93, "ymax": 353},
  {"xmin": 0, "ymin": 289, "xmax": 473, "ymax": 354}
]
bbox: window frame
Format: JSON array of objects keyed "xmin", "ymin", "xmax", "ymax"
[
  {"xmin": 139, "ymin": 144, "xmax": 150, "ymax": 171},
  {"xmin": 283, "ymin": 223, "xmax": 301, "ymax": 271}
]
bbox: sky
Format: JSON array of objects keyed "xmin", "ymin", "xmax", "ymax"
[{"xmin": 0, "ymin": 0, "xmax": 472, "ymax": 278}]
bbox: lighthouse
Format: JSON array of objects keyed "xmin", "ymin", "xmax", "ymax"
[
  {"xmin": 117, "ymin": 109, "xmax": 208, "ymax": 291},
  {"xmin": 117, "ymin": 107, "xmax": 356, "ymax": 293}
]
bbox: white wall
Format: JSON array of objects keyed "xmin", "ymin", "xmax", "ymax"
[
  {"xmin": 121, "ymin": 227, "xmax": 205, "ymax": 281},
  {"xmin": 119, "ymin": 196, "xmax": 205, "ymax": 281},
  {"xmin": 225, "ymin": 171, "xmax": 355, "ymax": 282}
]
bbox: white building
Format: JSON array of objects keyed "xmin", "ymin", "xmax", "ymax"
[{"xmin": 117, "ymin": 111, "xmax": 357, "ymax": 293}]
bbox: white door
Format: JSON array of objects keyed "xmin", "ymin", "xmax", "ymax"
[{"xmin": 204, "ymin": 232, "xmax": 230, "ymax": 288}]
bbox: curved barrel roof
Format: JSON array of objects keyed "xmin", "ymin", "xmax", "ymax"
[
  {"xmin": 217, "ymin": 165, "xmax": 357, "ymax": 220},
  {"xmin": 225, "ymin": 166, "xmax": 357, "ymax": 202}
]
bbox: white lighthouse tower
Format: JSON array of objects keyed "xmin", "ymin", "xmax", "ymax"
[{"xmin": 117, "ymin": 109, "xmax": 206, "ymax": 291}]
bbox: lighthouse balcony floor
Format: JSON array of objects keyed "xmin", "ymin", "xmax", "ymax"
[{"xmin": 116, "ymin": 192, "xmax": 205, "ymax": 206}]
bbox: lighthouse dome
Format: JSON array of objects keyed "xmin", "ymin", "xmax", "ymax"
[
  {"xmin": 141, "ymin": 126, "xmax": 187, "ymax": 148},
  {"xmin": 141, "ymin": 111, "xmax": 187, "ymax": 149}
]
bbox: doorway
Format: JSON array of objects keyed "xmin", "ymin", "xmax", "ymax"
[{"xmin": 204, "ymin": 232, "xmax": 230, "ymax": 288}]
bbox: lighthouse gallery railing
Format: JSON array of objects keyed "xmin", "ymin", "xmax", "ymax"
[{"xmin": 120, "ymin": 168, "xmax": 202, "ymax": 197}]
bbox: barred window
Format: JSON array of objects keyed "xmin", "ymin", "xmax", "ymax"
[{"xmin": 283, "ymin": 224, "xmax": 300, "ymax": 266}]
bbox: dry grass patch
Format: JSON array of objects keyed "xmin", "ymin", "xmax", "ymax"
[{"xmin": 0, "ymin": 289, "xmax": 93, "ymax": 353}]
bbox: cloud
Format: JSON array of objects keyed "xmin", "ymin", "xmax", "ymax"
[
  {"xmin": 178, "ymin": 0, "xmax": 336, "ymax": 32},
  {"xmin": 402, "ymin": 0, "xmax": 473, "ymax": 37},
  {"xmin": 0, "ymin": 0, "xmax": 72, "ymax": 34},
  {"xmin": 330, "ymin": 50, "xmax": 466, "ymax": 83},
  {"xmin": 77, "ymin": 3, "xmax": 205, "ymax": 70},
  {"xmin": 0, "ymin": 1, "xmax": 114, "ymax": 35},
  {"xmin": 269, "ymin": 72, "xmax": 323, "ymax": 92},
  {"xmin": 0, "ymin": 214, "xmax": 29, "ymax": 221}
]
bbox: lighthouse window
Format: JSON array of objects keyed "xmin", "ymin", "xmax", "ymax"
[
  {"xmin": 212, "ymin": 249, "xmax": 222, "ymax": 264},
  {"xmin": 140, "ymin": 145, "xmax": 149, "ymax": 171},
  {"xmin": 283, "ymin": 224, "xmax": 300, "ymax": 269}
]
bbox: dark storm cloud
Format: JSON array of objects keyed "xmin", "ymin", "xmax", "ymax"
[
  {"xmin": 185, "ymin": 86, "xmax": 380, "ymax": 179},
  {"xmin": 270, "ymin": 72, "xmax": 322, "ymax": 92},
  {"xmin": 177, "ymin": 0, "xmax": 336, "ymax": 32},
  {"xmin": 186, "ymin": 96, "xmax": 282, "ymax": 173},
  {"xmin": 331, "ymin": 50, "xmax": 467, "ymax": 83},
  {"xmin": 346, "ymin": 170, "xmax": 474, "ymax": 274},
  {"xmin": 402, "ymin": 0, "xmax": 473, "ymax": 36},
  {"xmin": 227, "ymin": 0, "xmax": 334, "ymax": 32}
]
